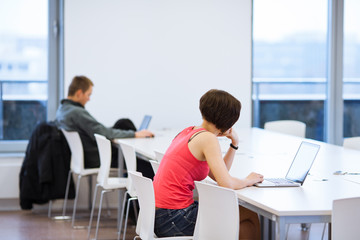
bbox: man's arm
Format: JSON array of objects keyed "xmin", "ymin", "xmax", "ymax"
[{"xmin": 80, "ymin": 110, "xmax": 135, "ymax": 139}]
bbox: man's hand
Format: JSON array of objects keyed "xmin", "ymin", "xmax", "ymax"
[{"xmin": 135, "ymin": 130, "xmax": 154, "ymax": 138}]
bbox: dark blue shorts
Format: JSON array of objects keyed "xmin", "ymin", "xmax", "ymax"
[{"xmin": 154, "ymin": 201, "xmax": 198, "ymax": 237}]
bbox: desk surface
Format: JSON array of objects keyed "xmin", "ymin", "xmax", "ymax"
[
  {"xmin": 116, "ymin": 129, "xmax": 180, "ymax": 159},
  {"xmin": 116, "ymin": 127, "xmax": 360, "ymax": 238},
  {"xmin": 227, "ymin": 128, "xmax": 360, "ymax": 218}
]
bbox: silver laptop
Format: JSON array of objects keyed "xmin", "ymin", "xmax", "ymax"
[
  {"xmin": 255, "ymin": 141, "xmax": 320, "ymax": 187},
  {"xmin": 138, "ymin": 115, "xmax": 152, "ymax": 130}
]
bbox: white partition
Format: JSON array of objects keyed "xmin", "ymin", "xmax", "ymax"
[{"xmin": 64, "ymin": 0, "xmax": 252, "ymax": 129}]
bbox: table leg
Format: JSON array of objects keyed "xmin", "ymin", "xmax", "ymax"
[
  {"xmin": 261, "ymin": 216, "xmax": 275, "ymax": 240},
  {"xmin": 276, "ymin": 217, "xmax": 286, "ymax": 240}
]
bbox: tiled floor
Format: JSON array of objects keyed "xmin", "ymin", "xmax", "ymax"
[{"xmin": 0, "ymin": 210, "xmax": 328, "ymax": 240}]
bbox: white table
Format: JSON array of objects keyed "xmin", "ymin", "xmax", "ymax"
[
  {"xmin": 116, "ymin": 127, "xmax": 360, "ymax": 240},
  {"xmin": 115, "ymin": 129, "xmax": 180, "ymax": 160}
]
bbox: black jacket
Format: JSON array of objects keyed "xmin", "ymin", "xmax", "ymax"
[{"xmin": 19, "ymin": 121, "xmax": 75, "ymax": 210}]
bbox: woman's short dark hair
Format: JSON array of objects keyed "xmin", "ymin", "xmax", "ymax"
[
  {"xmin": 199, "ymin": 89, "xmax": 241, "ymax": 132},
  {"xmin": 67, "ymin": 76, "xmax": 94, "ymax": 96}
]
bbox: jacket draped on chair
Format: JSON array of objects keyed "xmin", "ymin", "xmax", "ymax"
[{"xmin": 19, "ymin": 121, "xmax": 75, "ymax": 209}]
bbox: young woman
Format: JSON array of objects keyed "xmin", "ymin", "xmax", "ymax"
[{"xmin": 153, "ymin": 89, "xmax": 264, "ymax": 239}]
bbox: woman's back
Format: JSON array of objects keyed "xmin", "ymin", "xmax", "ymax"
[{"xmin": 153, "ymin": 126, "xmax": 209, "ymax": 209}]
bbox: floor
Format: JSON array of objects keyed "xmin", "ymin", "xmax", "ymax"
[
  {"xmin": 0, "ymin": 209, "xmax": 329, "ymax": 240},
  {"xmin": 0, "ymin": 209, "xmax": 136, "ymax": 240}
]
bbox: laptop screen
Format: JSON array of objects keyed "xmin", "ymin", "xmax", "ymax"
[
  {"xmin": 138, "ymin": 115, "xmax": 152, "ymax": 130},
  {"xmin": 285, "ymin": 142, "xmax": 320, "ymax": 184}
]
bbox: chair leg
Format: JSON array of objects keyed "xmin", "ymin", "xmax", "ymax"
[
  {"xmin": 88, "ymin": 175, "xmax": 93, "ymax": 210},
  {"xmin": 132, "ymin": 199, "xmax": 138, "ymax": 220},
  {"xmin": 123, "ymin": 197, "xmax": 138, "ymax": 240},
  {"xmin": 62, "ymin": 170, "xmax": 72, "ymax": 217},
  {"xmin": 48, "ymin": 200, "xmax": 53, "ymax": 218},
  {"xmin": 105, "ymin": 193, "xmax": 111, "ymax": 217},
  {"xmin": 94, "ymin": 190, "xmax": 112, "ymax": 240},
  {"xmin": 117, "ymin": 191, "xmax": 129, "ymax": 240},
  {"xmin": 71, "ymin": 174, "xmax": 83, "ymax": 228},
  {"xmin": 88, "ymin": 184, "xmax": 100, "ymax": 239}
]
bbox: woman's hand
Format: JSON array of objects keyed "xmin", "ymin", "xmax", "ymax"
[
  {"xmin": 220, "ymin": 128, "xmax": 239, "ymax": 146},
  {"xmin": 245, "ymin": 172, "xmax": 264, "ymax": 186}
]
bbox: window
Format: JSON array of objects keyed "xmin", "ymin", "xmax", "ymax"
[
  {"xmin": 0, "ymin": 0, "xmax": 62, "ymax": 152},
  {"xmin": 343, "ymin": 0, "xmax": 360, "ymax": 138},
  {"xmin": 252, "ymin": 0, "xmax": 328, "ymax": 141}
]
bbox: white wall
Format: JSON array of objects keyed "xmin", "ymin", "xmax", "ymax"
[
  {"xmin": 64, "ymin": 0, "xmax": 252, "ymax": 130},
  {"xmin": 0, "ymin": 0, "xmax": 252, "ymax": 209}
]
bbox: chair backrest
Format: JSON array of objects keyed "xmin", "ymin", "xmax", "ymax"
[
  {"xmin": 194, "ymin": 181, "xmax": 239, "ymax": 240},
  {"xmin": 343, "ymin": 137, "xmax": 360, "ymax": 150},
  {"xmin": 149, "ymin": 160, "xmax": 160, "ymax": 175},
  {"xmin": 332, "ymin": 197, "xmax": 360, "ymax": 239},
  {"xmin": 119, "ymin": 142, "xmax": 137, "ymax": 172},
  {"xmin": 154, "ymin": 150, "xmax": 165, "ymax": 162},
  {"xmin": 94, "ymin": 134, "xmax": 112, "ymax": 187},
  {"xmin": 129, "ymin": 171, "xmax": 156, "ymax": 240},
  {"xmin": 119, "ymin": 142, "xmax": 137, "ymax": 195},
  {"xmin": 151, "ymin": 150, "xmax": 164, "ymax": 174},
  {"xmin": 61, "ymin": 129, "xmax": 84, "ymax": 174},
  {"xmin": 264, "ymin": 120, "xmax": 306, "ymax": 138}
]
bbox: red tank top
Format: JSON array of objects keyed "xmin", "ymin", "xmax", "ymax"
[{"xmin": 153, "ymin": 126, "xmax": 210, "ymax": 209}]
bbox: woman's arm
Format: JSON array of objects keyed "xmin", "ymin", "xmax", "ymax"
[
  {"xmin": 220, "ymin": 128, "xmax": 239, "ymax": 171},
  {"xmin": 188, "ymin": 131, "xmax": 263, "ymax": 190}
]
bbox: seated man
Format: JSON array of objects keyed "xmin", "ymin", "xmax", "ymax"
[{"xmin": 55, "ymin": 75, "xmax": 153, "ymax": 168}]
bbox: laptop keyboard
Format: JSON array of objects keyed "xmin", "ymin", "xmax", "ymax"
[{"xmin": 266, "ymin": 178, "xmax": 295, "ymax": 185}]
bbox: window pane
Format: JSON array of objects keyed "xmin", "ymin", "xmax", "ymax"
[
  {"xmin": 343, "ymin": 0, "xmax": 360, "ymax": 138},
  {"xmin": 252, "ymin": 0, "xmax": 328, "ymax": 141},
  {"xmin": 0, "ymin": 0, "xmax": 48, "ymax": 140}
]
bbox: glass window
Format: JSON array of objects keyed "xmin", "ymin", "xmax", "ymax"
[
  {"xmin": 343, "ymin": 0, "xmax": 360, "ymax": 138},
  {"xmin": 0, "ymin": 0, "xmax": 48, "ymax": 141},
  {"xmin": 252, "ymin": 0, "xmax": 328, "ymax": 141}
]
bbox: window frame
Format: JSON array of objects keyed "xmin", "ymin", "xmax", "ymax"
[{"xmin": 326, "ymin": 0, "xmax": 344, "ymax": 145}]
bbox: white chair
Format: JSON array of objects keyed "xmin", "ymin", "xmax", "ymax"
[
  {"xmin": 343, "ymin": 137, "xmax": 360, "ymax": 150},
  {"xmin": 194, "ymin": 181, "xmax": 239, "ymax": 240},
  {"xmin": 332, "ymin": 197, "xmax": 360, "ymax": 239},
  {"xmin": 88, "ymin": 134, "xmax": 128, "ymax": 240},
  {"xmin": 129, "ymin": 171, "xmax": 193, "ymax": 240},
  {"xmin": 154, "ymin": 150, "xmax": 165, "ymax": 162},
  {"xmin": 61, "ymin": 129, "xmax": 99, "ymax": 227},
  {"xmin": 150, "ymin": 150, "xmax": 164, "ymax": 175},
  {"xmin": 149, "ymin": 160, "xmax": 160, "ymax": 174},
  {"xmin": 264, "ymin": 120, "xmax": 306, "ymax": 138},
  {"xmin": 117, "ymin": 142, "xmax": 139, "ymax": 240}
]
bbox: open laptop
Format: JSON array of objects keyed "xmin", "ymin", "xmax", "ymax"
[
  {"xmin": 255, "ymin": 141, "xmax": 320, "ymax": 187},
  {"xmin": 138, "ymin": 115, "xmax": 152, "ymax": 130}
]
